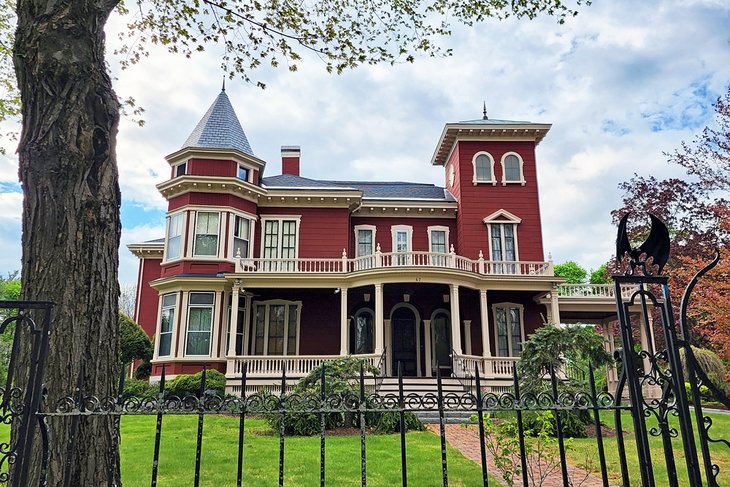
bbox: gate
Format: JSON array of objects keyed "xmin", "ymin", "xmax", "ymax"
[{"xmin": 1, "ymin": 214, "xmax": 729, "ymax": 486}]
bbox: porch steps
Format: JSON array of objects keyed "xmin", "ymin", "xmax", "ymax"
[{"xmin": 377, "ymin": 377, "xmax": 469, "ymax": 396}]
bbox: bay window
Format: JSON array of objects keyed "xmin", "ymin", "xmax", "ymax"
[
  {"xmin": 158, "ymin": 293, "xmax": 176, "ymax": 357},
  {"xmin": 232, "ymin": 215, "xmax": 251, "ymax": 259},
  {"xmin": 185, "ymin": 292, "xmax": 215, "ymax": 356},
  {"xmin": 166, "ymin": 212, "xmax": 184, "ymax": 261}
]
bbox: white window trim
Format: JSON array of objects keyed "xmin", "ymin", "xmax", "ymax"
[
  {"xmin": 191, "ymin": 211, "xmax": 222, "ymax": 259},
  {"xmin": 491, "ymin": 302, "xmax": 525, "ymax": 357},
  {"xmin": 427, "ymin": 225, "xmax": 450, "ymax": 253},
  {"xmin": 500, "ymin": 151, "xmax": 526, "ymax": 186},
  {"xmin": 259, "ymin": 216, "xmax": 302, "ymax": 259},
  {"xmin": 184, "ymin": 291, "xmax": 217, "ymax": 357},
  {"xmin": 483, "ymin": 210, "xmax": 521, "ymax": 262},
  {"xmin": 155, "ymin": 292, "xmax": 179, "ymax": 359},
  {"xmin": 354, "ymin": 224, "xmax": 377, "ymax": 257},
  {"xmin": 448, "ymin": 164, "xmax": 455, "ymax": 187},
  {"xmin": 163, "ymin": 211, "xmax": 186, "ymax": 263},
  {"xmin": 228, "ymin": 212, "xmax": 257, "ymax": 260},
  {"xmin": 390, "ymin": 225, "xmax": 413, "ymax": 252},
  {"xmin": 472, "ymin": 151, "xmax": 497, "ymax": 185},
  {"xmin": 250, "ymin": 300, "xmax": 302, "ymax": 355}
]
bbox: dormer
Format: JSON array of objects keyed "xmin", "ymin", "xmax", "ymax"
[{"xmin": 157, "ymin": 89, "xmax": 267, "ymax": 203}]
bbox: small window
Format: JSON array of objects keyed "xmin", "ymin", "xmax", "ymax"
[
  {"xmin": 166, "ymin": 213, "xmax": 184, "ymax": 260},
  {"xmin": 186, "ymin": 292, "xmax": 215, "ymax": 356},
  {"xmin": 232, "ymin": 216, "xmax": 250, "ymax": 258},
  {"xmin": 475, "ymin": 155, "xmax": 493, "ymax": 181},
  {"xmin": 194, "ymin": 212, "xmax": 220, "ymax": 257},
  {"xmin": 358, "ymin": 229, "xmax": 373, "ymax": 256},
  {"xmin": 501, "ymin": 153, "xmax": 524, "ymax": 183},
  {"xmin": 159, "ymin": 294, "xmax": 176, "ymax": 357},
  {"xmin": 472, "ymin": 152, "xmax": 495, "ymax": 184},
  {"xmin": 430, "ymin": 230, "xmax": 446, "ymax": 253},
  {"xmin": 238, "ymin": 165, "xmax": 249, "ymax": 181},
  {"xmin": 175, "ymin": 162, "xmax": 187, "ymax": 177}
]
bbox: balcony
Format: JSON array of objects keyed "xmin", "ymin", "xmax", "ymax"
[{"xmin": 235, "ymin": 250, "xmax": 553, "ymax": 277}]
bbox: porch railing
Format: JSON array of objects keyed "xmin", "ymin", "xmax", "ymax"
[
  {"xmin": 227, "ymin": 353, "xmax": 382, "ymax": 377},
  {"xmin": 450, "ymin": 351, "xmax": 519, "ymax": 379},
  {"xmin": 555, "ymin": 283, "xmax": 636, "ymax": 299},
  {"xmin": 236, "ymin": 251, "xmax": 553, "ymax": 277}
]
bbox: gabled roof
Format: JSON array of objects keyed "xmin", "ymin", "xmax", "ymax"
[{"xmin": 181, "ymin": 90, "xmax": 254, "ymax": 156}]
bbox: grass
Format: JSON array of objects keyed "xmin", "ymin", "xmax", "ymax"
[
  {"xmin": 120, "ymin": 415, "xmax": 488, "ymax": 486},
  {"xmin": 566, "ymin": 410, "xmax": 730, "ymax": 487}
]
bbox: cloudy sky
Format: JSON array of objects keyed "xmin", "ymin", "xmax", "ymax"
[{"xmin": 0, "ymin": 0, "xmax": 729, "ymax": 285}]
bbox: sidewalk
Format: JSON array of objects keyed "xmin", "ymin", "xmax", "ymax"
[{"xmin": 427, "ymin": 423, "xmax": 616, "ymax": 487}]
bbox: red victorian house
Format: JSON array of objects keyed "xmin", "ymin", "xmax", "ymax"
[{"xmin": 129, "ymin": 90, "xmax": 622, "ymax": 394}]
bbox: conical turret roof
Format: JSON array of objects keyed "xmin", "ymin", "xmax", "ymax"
[{"xmin": 181, "ymin": 90, "xmax": 254, "ymax": 156}]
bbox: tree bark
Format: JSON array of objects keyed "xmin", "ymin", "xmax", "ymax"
[{"xmin": 13, "ymin": 0, "xmax": 121, "ymax": 485}]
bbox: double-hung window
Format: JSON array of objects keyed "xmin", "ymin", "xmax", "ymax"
[
  {"xmin": 194, "ymin": 212, "xmax": 220, "ymax": 257},
  {"xmin": 354, "ymin": 225, "xmax": 376, "ymax": 269},
  {"xmin": 166, "ymin": 213, "xmax": 183, "ymax": 261},
  {"xmin": 483, "ymin": 210, "xmax": 521, "ymax": 275},
  {"xmin": 262, "ymin": 218, "xmax": 298, "ymax": 271},
  {"xmin": 428, "ymin": 226, "xmax": 449, "ymax": 266},
  {"xmin": 158, "ymin": 294, "xmax": 176, "ymax": 357},
  {"xmin": 494, "ymin": 304, "xmax": 523, "ymax": 357},
  {"xmin": 232, "ymin": 216, "xmax": 250, "ymax": 258},
  {"xmin": 391, "ymin": 225, "xmax": 412, "ymax": 266},
  {"xmin": 250, "ymin": 301, "xmax": 300, "ymax": 355},
  {"xmin": 186, "ymin": 292, "xmax": 215, "ymax": 356}
]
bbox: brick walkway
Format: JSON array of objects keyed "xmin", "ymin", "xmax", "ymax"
[{"xmin": 427, "ymin": 424, "xmax": 616, "ymax": 487}]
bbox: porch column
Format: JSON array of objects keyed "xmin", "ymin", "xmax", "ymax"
[
  {"xmin": 227, "ymin": 280, "xmax": 241, "ymax": 357},
  {"xmin": 550, "ymin": 285, "xmax": 561, "ymax": 325},
  {"xmin": 384, "ymin": 319, "xmax": 392, "ymax": 376},
  {"xmin": 374, "ymin": 284, "xmax": 384, "ymax": 355},
  {"xmin": 424, "ymin": 320, "xmax": 432, "ymax": 377},
  {"xmin": 242, "ymin": 293, "xmax": 252, "ymax": 355},
  {"xmin": 479, "ymin": 290, "xmax": 492, "ymax": 376},
  {"xmin": 463, "ymin": 320, "xmax": 472, "ymax": 355},
  {"xmin": 641, "ymin": 311, "xmax": 660, "ymax": 399},
  {"xmin": 450, "ymin": 284, "xmax": 462, "ymax": 355},
  {"xmin": 340, "ymin": 288, "xmax": 349, "ymax": 355}
]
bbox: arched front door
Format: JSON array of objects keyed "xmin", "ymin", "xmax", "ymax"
[
  {"xmin": 431, "ymin": 310, "xmax": 452, "ymax": 375},
  {"xmin": 391, "ymin": 307, "xmax": 417, "ymax": 376}
]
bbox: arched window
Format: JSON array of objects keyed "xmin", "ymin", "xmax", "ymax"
[
  {"xmin": 472, "ymin": 152, "xmax": 495, "ymax": 183},
  {"xmin": 501, "ymin": 153, "xmax": 525, "ymax": 184},
  {"xmin": 350, "ymin": 308, "xmax": 374, "ymax": 354}
]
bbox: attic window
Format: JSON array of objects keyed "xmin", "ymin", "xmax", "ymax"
[
  {"xmin": 175, "ymin": 162, "xmax": 187, "ymax": 177},
  {"xmin": 238, "ymin": 165, "xmax": 249, "ymax": 181},
  {"xmin": 472, "ymin": 152, "xmax": 496, "ymax": 184}
]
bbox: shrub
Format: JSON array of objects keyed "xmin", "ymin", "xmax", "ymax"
[
  {"xmin": 123, "ymin": 377, "xmax": 156, "ymax": 399},
  {"xmin": 523, "ymin": 410, "xmax": 587, "ymax": 438},
  {"xmin": 134, "ymin": 360, "xmax": 152, "ymax": 380},
  {"xmin": 371, "ymin": 410, "xmax": 425, "ymax": 434},
  {"xmin": 165, "ymin": 369, "xmax": 226, "ymax": 398}
]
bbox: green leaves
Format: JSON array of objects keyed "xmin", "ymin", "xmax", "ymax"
[{"xmin": 119, "ymin": 0, "xmax": 589, "ymax": 86}]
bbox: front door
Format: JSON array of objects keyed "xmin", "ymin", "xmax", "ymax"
[{"xmin": 391, "ymin": 307, "xmax": 417, "ymax": 376}]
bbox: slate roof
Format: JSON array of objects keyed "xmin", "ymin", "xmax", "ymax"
[
  {"xmin": 457, "ymin": 118, "xmax": 533, "ymax": 125},
  {"xmin": 181, "ymin": 90, "xmax": 254, "ymax": 156},
  {"xmin": 262, "ymin": 175, "xmax": 454, "ymax": 201}
]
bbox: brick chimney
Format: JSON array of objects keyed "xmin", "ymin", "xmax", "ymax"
[{"xmin": 281, "ymin": 146, "xmax": 301, "ymax": 176}]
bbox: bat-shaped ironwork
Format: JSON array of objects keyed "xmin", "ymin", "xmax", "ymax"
[{"xmin": 616, "ymin": 212, "xmax": 670, "ymax": 275}]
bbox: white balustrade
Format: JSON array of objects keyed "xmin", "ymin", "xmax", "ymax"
[
  {"xmin": 236, "ymin": 252, "xmax": 553, "ymax": 277},
  {"xmin": 451, "ymin": 352, "xmax": 518, "ymax": 379},
  {"xmin": 228, "ymin": 353, "xmax": 380, "ymax": 378},
  {"xmin": 555, "ymin": 284, "xmax": 637, "ymax": 300}
]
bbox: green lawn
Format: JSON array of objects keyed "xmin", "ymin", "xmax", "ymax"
[
  {"xmin": 120, "ymin": 415, "xmax": 487, "ymax": 486},
  {"xmin": 566, "ymin": 410, "xmax": 730, "ymax": 487}
]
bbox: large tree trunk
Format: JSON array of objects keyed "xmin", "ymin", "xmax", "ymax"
[{"xmin": 13, "ymin": 0, "xmax": 122, "ymax": 485}]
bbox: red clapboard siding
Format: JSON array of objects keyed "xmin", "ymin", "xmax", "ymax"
[
  {"xmin": 168, "ymin": 193, "xmax": 258, "ymax": 213},
  {"xmin": 187, "ymin": 158, "xmax": 236, "ymax": 177},
  {"xmin": 136, "ymin": 258, "xmax": 162, "ymax": 338},
  {"xmin": 349, "ymin": 217, "xmax": 457, "ymax": 255},
  {"xmin": 454, "ymin": 141, "xmax": 544, "ymax": 261},
  {"xmin": 255, "ymin": 207, "xmax": 350, "ymax": 258}
]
